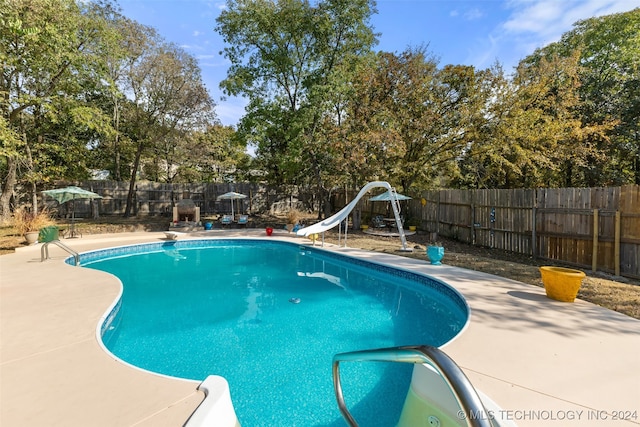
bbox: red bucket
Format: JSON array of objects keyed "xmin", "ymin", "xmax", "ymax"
[{"xmin": 266, "ymin": 227, "xmax": 273, "ymax": 236}]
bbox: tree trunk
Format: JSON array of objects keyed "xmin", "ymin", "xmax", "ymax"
[
  {"xmin": 113, "ymin": 99, "xmax": 121, "ymax": 181},
  {"xmin": 0, "ymin": 156, "xmax": 17, "ymax": 222},
  {"xmin": 323, "ymin": 187, "xmax": 332, "ymax": 219},
  {"xmin": 124, "ymin": 142, "xmax": 143, "ymax": 217},
  {"xmin": 31, "ymin": 181, "xmax": 38, "ymax": 215},
  {"xmin": 25, "ymin": 135, "xmax": 39, "ymax": 214}
]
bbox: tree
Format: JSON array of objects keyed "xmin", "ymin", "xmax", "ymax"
[
  {"xmin": 0, "ymin": 116, "xmax": 21, "ymax": 220},
  {"xmin": 183, "ymin": 125, "xmax": 250, "ymax": 182},
  {"xmin": 142, "ymin": 124, "xmax": 249, "ymax": 183},
  {"xmin": 95, "ymin": 7, "xmax": 155, "ymax": 182},
  {"xmin": 340, "ymin": 48, "xmax": 489, "ymax": 193},
  {"xmin": 528, "ymin": 8, "xmax": 640, "ymax": 185},
  {"xmin": 120, "ymin": 41, "xmax": 216, "ymax": 216},
  {"xmin": 0, "ymin": 0, "xmax": 115, "ymax": 219},
  {"xmin": 216, "ymin": 0, "xmax": 377, "ymax": 212},
  {"xmin": 453, "ymin": 50, "xmax": 616, "ymax": 189}
]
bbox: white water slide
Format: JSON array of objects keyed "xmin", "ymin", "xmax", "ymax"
[{"xmin": 296, "ymin": 181, "xmax": 411, "ymax": 251}]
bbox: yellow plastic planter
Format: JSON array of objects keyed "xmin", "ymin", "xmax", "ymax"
[{"xmin": 539, "ymin": 266, "xmax": 586, "ymax": 302}]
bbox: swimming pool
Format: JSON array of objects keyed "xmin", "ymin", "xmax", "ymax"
[{"xmin": 80, "ymin": 239, "xmax": 469, "ymax": 426}]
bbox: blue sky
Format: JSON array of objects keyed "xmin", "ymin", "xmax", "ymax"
[{"xmin": 118, "ymin": 0, "xmax": 640, "ymax": 127}]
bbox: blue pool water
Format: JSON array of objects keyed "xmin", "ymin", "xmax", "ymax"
[{"xmin": 82, "ymin": 240, "xmax": 468, "ymax": 426}]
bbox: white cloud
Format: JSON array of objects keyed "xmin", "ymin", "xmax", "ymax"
[
  {"xmin": 215, "ymin": 97, "xmax": 248, "ymax": 127},
  {"xmin": 464, "ymin": 8, "xmax": 484, "ymax": 21},
  {"xmin": 503, "ymin": 0, "xmax": 640, "ymax": 39},
  {"xmin": 503, "ymin": 0, "xmax": 564, "ymax": 35},
  {"xmin": 449, "ymin": 6, "xmax": 484, "ymax": 20},
  {"xmin": 471, "ymin": 0, "xmax": 640, "ymax": 70},
  {"xmin": 466, "ymin": 34, "xmax": 502, "ymax": 71},
  {"xmin": 558, "ymin": 0, "xmax": 640, "ymax": 29},
  {"xmin": 193, "ymin": 30, "xmax": 204, "ymax": 37}
]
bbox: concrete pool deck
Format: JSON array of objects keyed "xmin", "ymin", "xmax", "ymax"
[{"xmin": 1, "ymin": 230, "xmax": 638, "ymax": 426}]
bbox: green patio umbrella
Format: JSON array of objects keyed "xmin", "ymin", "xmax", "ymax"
[
  {"xmin": 42, "ymin": 186, "xmax": 102, "ymax": 235},
  {"xmin": 369, "ymin": 191, "xmax": 412, "ymax": 221},
  {"xmin": 368, "ymin": 191, "xmax": 412, "ymax": 201},
  {"xmin": 42, "ymin": 186, "xmax": 103, "ymax": 205}
]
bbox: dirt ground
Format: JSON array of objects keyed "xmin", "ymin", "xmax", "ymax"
[
  {"xmin": 2, "ymin": 214, "xmax": 639, "ymax": 320},
  {"xmin": 320, "ymin": 230, "xmax": 640, "ymax": 320}
]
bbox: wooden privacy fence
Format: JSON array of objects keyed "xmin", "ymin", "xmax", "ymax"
[
  {"xmin": 44, "ymin": 181, "xmax": 310, "ymax": 218},
  {"xmin": 47, "ymin": 181, "xmax": 638, "ymax": 278},
  {"xmin": 406, "ymin": 185, "xmax": 640, "ymax": 279}
]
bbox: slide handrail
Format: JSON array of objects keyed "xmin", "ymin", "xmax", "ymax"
[{"xmin": 296, "ymin": 181, "xmax": 409, "ymax": 251}]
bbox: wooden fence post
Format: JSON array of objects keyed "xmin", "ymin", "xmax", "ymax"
[
  {"xmin": 592, "ymin": 209, "xmax": 599, "ymax": 272},
  {"xmin": 470, "ymin": 190, "xmax": 475, "ymax": 245},
  {"xmin": 531, "ymin": 206, "xmax": 537, "ymax": 258},
  {"xmin": 532, "ymin": 190, "xmax": 537, "ymax": 258},
  {"xmin": 615, "ymin": 211, "xmax": 621, "ymax": 276},
  {"xmin": 436, "ymin": 191, "xmax": 441, "ymax": 237}
]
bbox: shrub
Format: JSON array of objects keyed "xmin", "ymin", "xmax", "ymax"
[
  {"xmin": 286, "ymin": 208, "xmax": 300, "ymax": 224},
  {"xmin": 13, "ymin": 207, "xmax": 55, "ymax": 235}
]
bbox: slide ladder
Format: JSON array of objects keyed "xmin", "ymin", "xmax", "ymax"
[
  {"xmin": 388, "ymin": 186, "xmax": 409, "ymax": 251},
  {"xmin": 296, "ymin": 181, "xmax": 411, "ymax": 252}
]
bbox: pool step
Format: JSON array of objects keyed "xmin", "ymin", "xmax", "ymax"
[{"xmin": 184, "ymin": 376, "xmax": 241, "ymax": 427}]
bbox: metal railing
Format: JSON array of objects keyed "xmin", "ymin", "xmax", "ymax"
[
  {"xmin": 41, "ymin": 240, "xmax": 80, "ymax": 266},
  {"xmin": 332, "ymin": 345, "xmax": 495, "ymax": 427}
]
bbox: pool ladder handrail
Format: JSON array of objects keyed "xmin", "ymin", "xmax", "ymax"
[
  {"xmin": 41, "ymin": 240, "xmax": 80, "ymax": 266},
  {"xmin": 332, "ymin": 345, "xmax": 495, "ymax": 427}
]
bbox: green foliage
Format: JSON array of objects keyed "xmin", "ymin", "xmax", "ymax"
[
  {"xmin": 339, "ymin": 48, "xmax": 490, "ymax": 193},
  {"xmin": 1, "ymin": 0, "xmax": 637, "ymax": 223},
  {"xmin": 0, "ymin": 0, "xmax": 223, "ymax": 219},
  {"xmin": 450, "ymin": 7, "xmax": 639, "ymax": 189},
  {"xmin": 172, "ymin": 124, "xmax": 249, "ymax": 183},
  {"xmin": 217, "ymin": 0, "xmax": 377, "ymax": 196},
  {"xmin": 454, "ymin": 53, "xmax": 607, "ymax": 189},
  {"xmin": 518, "ymin": 8, "xmax": 640, "ymax": 186},
  {"xmin": 218, "ymin": 5, "xmax": 637, "ymax": 193},
  {"xmin": 0, "ymin": 0, "xmax": 114, "ymax": 217},
  {"xmin": 0, "ymin": 116, "xmax": 22, "ymax": 157}
]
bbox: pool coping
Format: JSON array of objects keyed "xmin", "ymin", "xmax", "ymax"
[{"xmin": 1, "ymin": 230, "xmax": 639, "ymax": 426}]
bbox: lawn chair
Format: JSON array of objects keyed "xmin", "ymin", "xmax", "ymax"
[
  {"xmin": 372, "ymin": 215, "xmax": 386, "ymax": 228},
  {"xmin": 236, "ymin": 214, "xmax": 249, "ymax": 227},
  {"xmin": 220, "ymin": 214, "xmax": 233, "ymax": 227}
]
